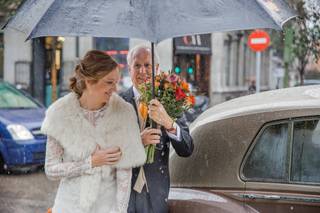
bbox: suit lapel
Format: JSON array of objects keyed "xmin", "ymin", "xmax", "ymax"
[{"xmin": 121, "ymin": 87, "xmax": 140, "ymax": 126}]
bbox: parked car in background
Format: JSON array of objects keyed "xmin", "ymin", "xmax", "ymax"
[
  {"xmin": 185, "ymin": 95, "xmax": 209, "ymax": 125},
  {"xmin": 169, "ymin": 86, "xmax": 320, "ymax": 213},
  {"xmin": 303, "ymin": 79, "xmax": 320, "ymax": 86},
  {"xmin": 295, "ymin": 79, "xmax": 320, "ymax": 86},
  {"xmin": 0, "ymin": 81, "xmax": 46, "ymax": 173}
]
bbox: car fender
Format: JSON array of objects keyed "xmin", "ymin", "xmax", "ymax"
[{"xmin": 169, "ymin": 188, "xmax": 259, "ymax": 213}]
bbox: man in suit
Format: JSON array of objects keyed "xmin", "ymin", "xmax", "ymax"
[{"xmin": 120, "ymin": 45, "xmax": 194, "ymax": 213}]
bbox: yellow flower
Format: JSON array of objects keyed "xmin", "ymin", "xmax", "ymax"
[{"xmin": 139, "ymin": 102, "xmax": 148, "ymax": 120}]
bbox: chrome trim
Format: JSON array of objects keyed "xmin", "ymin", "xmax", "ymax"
[
  {"xmin": 31, "ymin": 129, "xmax": 44, "ymax": 136},
  {"xmin": 235, "ymin": 193, "xmax": 320, "ymax": 203}
]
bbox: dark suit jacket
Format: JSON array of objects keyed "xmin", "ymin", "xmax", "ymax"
[{"xmin": 120, "ymin": 87, "xmax": 194, "ymax": 213}]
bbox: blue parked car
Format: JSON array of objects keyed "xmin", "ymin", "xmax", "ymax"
[{"xmin": 0, "ymin": 81, "xmax": 46, "ymax": 173}]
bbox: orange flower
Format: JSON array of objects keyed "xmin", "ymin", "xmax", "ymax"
[
  {"xmin": 139, "ymin": 102, "xmax": 148, "ymax": 120},
  {"xmin": 186, "ymin": 96, "xmax": 195, "ymax": 106},
  {"xmin": 155, "ymin": 81, "xmax": 160, "ymax": 88},
  {"xmin": 181, "ymin": 81, "xmax": 189, "ymax": 91}
]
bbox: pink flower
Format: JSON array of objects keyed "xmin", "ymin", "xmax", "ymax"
[{"xmin": 167, "ymin": 74, "xmax": 179, "ymax": 83}]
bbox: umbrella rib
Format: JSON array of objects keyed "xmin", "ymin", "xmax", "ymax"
[
  {"xmin": 255, "ymin": 0, "xmax": 296, "ymax": 29},
  {"xmin": 25, "ymin": 0, "xmax": 57, "ymax": 40},
  {"xmin": 3, "ymin": 0, "xmax": 56, "ymax": 40},
  {"xmin": 2, "ymin": 0, "xmax": 28, "ymax": 30}
]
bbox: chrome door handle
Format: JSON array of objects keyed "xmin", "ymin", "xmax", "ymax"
[
  {"xmin": 262, "ymin": 195, "xmax": 281, "ymax": 200},
  {"xmin": 241, "ymin": 194, "xmax": 281, "ymax": 200}
]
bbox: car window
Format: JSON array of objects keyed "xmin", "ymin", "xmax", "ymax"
[
  {"xmin": 0, "ymin": 83, "xmax": 38, "ymax": 108},
  {"xmin": 291, "ymin": 120, "xmax": 320, "ymax": 183},
  {"xmin": 243, "ymin": 123, "xmax": 289, "ymax": 182}
]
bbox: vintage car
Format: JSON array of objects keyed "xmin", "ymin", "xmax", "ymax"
[{"xmin": 169, "ymin": 86, "xmax": 320, "ymax": 213}]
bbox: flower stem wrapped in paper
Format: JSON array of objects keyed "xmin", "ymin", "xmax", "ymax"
[{"xmin": 138, "ymin": 72, "xmax": 195, "ymax": 163}]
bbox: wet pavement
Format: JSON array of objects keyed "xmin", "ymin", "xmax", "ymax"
[{"xmin": 0, "ymin": 169, "xmax": 59, "ymax": 213}]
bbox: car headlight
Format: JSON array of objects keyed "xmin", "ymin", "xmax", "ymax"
[{"xmin": 6, "ymin": 124, "xmax": 34, "ymax": 140}]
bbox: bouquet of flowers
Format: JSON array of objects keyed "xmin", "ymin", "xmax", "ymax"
[{"xmin": 138, "ymin": 72, "xmax": 195, "ymax": 163}]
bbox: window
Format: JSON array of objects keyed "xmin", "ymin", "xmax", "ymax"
[
  {"xmin": 94, "ymin": 37, "xmax": 129, "ymax": 71},
  {"xmin": 291, "ymin": 120, "xmax": 320, "ymax": 183},
  {"xmin": 15, "ymin": 61, "xmax": 31, "ymax": 91},
  {"xmin": 0, "ymin": 83, "xmax": 38, "ymax": 109},
  {"xmin": 243, "ymin": 123, "xmax": 289, "ymax": 182}
]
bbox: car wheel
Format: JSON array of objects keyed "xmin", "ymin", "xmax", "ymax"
[{"xmin": 0, "ymin": 155, "xmax": 6, "ymax": 174}]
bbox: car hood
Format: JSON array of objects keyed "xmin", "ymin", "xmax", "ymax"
[{"xmin": 0, "ymin": 108, "xmax": 46, "ymax": 129}]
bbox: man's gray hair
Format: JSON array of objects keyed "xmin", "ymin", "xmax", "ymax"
[{"xmin": 127, "ymin": 44, "xmax": 160, "ymax": 66}]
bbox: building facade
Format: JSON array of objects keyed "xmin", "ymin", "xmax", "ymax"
[{"xmin": 4, "ymin": 29, "xmax": 278, "ymax": 106}]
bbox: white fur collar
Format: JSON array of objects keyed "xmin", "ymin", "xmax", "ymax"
[{"xmin": 41, "ymin": 92, "xmax": 146, "ymax": 210}]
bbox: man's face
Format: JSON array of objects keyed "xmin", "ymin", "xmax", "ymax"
[{"xmin": 129, "ymin": 49, "xmax": 152, "ymax": 89}]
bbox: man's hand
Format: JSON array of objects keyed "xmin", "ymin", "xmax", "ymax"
[
  {"xmin": 91, "ymin": 145, "xmax": 122, "ymax": 167},
  {"xmin": 141, "ymin": 127, "xmax": 161, "ymax": 146},
  {"xmin": 148, "ymin": 99, "xmax": 174, "ymax": 129}
]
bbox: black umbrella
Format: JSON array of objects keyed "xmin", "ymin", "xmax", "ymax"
[{"xmin": 4, "ymin": 0, "xmax": 297, "ymax": 99}]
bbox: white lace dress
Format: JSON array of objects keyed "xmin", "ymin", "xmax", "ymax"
[{"xmin": 45, "ymin": 105, "xmax": 132, "ymax": 213}]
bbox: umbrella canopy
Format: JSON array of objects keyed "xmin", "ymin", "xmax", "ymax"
[
  {"xmin": 5, "ymin": 0, "xmax": 296, "ymax": 43},
  {"xmin": 4, "ymin": 0, "xmax": 297, "ymax": 127}
]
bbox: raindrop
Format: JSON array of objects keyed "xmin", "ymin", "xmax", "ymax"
[{"xmin": 161, "ymin": 152, "xmax": 165, "ymax": 156}]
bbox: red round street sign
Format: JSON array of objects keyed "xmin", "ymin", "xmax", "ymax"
[{"xmin": 248, "ymin": 30, "xmax": 270, "ymax": 52}]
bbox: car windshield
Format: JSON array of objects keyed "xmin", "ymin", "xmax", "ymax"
[{"xmin": 0, "ymin": 83, "xmax": 39, "ymax": 109}]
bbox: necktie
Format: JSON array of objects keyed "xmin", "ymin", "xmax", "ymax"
[
  {"xmin": 134, "ymin": 96, "xmax": 148, "ymax": 193},
  {"xmin": 136, "ymin": 97, "xmax": 148, "ymax": 131}
]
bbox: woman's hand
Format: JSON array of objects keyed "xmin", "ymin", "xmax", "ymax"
[{"xmin": 91, "ymin": 145, "xmax": 122, "ymax": 167}]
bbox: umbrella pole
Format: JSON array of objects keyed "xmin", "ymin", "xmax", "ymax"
[
  {"xmin": 151, "ymin": 42, "xmax": 155, "ymax": 98},
  {"xmin": 151, "ymin": 42, "xmax": 157, "ymax": 128}
]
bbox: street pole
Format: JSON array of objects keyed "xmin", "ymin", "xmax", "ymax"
[
  {"xmin": 248, "ymin": 30, "xmax": 270, "ymax": 93},
  {"xmin": 283, "ymin": 28, "xmax": 293, "ymax": 88},
  {"xmin": 256, "ymin": 51, "xmax": 261, "ymax": 93},
  {"xmin": 51, "ymin": 37, "xmax": 57, "ymax": 102}
]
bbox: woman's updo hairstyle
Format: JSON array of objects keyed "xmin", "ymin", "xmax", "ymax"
[{"xmin": 69, "ymin": 50, "xmax": 118, "ymax": 97}]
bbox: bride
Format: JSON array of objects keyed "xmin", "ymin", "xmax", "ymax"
[{"xmin": 42, "ymin": 50, "xmax": 146, "ymax": 213}]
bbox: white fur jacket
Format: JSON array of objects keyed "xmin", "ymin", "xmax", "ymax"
[{"xmin": 41, "ymin": 92, "xmax": 146, "ymax": 212}]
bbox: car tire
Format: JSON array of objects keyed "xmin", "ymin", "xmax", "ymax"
[{"xmin": 0, "ymin": 155, "xmax": 5, "ymax": 174}]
